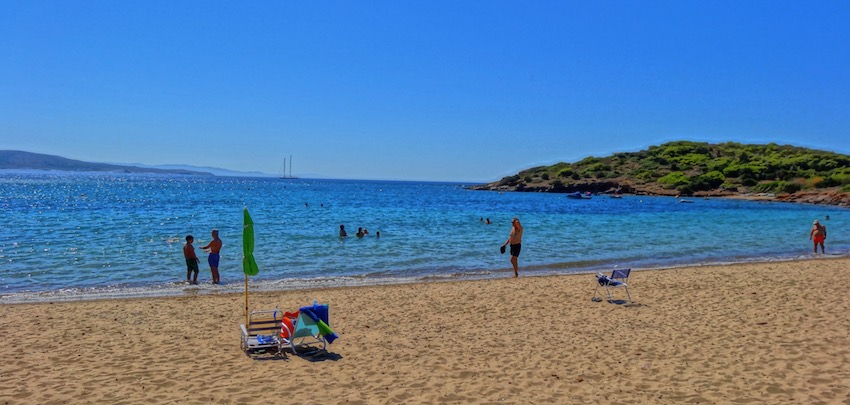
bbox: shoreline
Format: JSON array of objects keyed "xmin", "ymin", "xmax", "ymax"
[
  {"xmin": 3, "ymin": 252, "xmax": 847, "ymax": 305},
  {"xmin": 3, "ymin": 256, "xmax": 850, "ymax": 403}
]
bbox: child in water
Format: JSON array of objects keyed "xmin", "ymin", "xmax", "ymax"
[{"xmin": 183, "ymin": 235, "xmax": 200, "ymax": 284}]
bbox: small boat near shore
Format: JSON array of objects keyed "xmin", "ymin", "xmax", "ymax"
[{"xmin": 567, "ymin": 192, "xmax": 592, "ymax": 199}]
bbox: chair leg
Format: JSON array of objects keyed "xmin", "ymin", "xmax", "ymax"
[
  {"xmin": 623, "ymin": 285, "xmax": 632, "ymax": 303},
  {"xmin": 592, "ymin": 284, "xmax": 604, "ymax": 301}
]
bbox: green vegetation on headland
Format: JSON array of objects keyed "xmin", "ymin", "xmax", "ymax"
[
  {"xmin": 0, "ymin": 150, "xmax": 212, "ymax": 176},
  {"xmin": 472, "ymin": 141, "xmax": 850, "ymax": 206}
]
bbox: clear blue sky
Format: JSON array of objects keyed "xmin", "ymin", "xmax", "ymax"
[{"xmin": 2, "ymin": 1, "xmax": 848, "ymax": 182}]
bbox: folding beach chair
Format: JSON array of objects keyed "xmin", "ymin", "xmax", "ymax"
[
  {"xmin": 240, "ymin": 308, "xmax": 284, "ymax": 356},
  {"xmin": 281, "ymin": 302, "xmax": 338, "ymax": 355},
  {"xmin": 592, "ymin": 268, "xmax": 633, "ymax": 303}
]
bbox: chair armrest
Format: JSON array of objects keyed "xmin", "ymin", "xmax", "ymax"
[{"xmin": 240, "ymin": 324, "xmax": 249, "ymax": 337}]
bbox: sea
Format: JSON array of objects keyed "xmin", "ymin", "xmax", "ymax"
[{"xmin": 1, "ymin": 171, "xmax": 848, "ymax": 303}]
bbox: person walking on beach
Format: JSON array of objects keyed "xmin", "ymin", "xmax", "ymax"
[
  {"xmin": 183, "ymin": 235, "xmax": 200, "ymax": 284},
  {"xmin": 501, "ymin": 217, "xmax": 523, "ymax": 277},
  {"xmin": 810, "ymin": 219, "xmax": 827, "ymax": 253},
  {"xmin": 201, "ymin": 229, "xmax": 222, "ymax": 284}
]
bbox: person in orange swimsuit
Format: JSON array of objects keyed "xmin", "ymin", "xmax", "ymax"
[{"xmin": 810, "ymin": 219, "xmax": 827, "ymax": 254}]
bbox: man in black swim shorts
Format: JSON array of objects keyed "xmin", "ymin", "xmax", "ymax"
[{"xmin": 501, "ymin": 217, "xmax": 523, "ymax": 277}]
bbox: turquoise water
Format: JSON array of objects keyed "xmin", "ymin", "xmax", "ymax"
[{"xmin": 1, "ymin": 171, "xmax": 848, "ymax": 301}]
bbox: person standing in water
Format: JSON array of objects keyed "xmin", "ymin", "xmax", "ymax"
[
  {"xmin": 501, "ymin": 217, "xmax": 523, "ymax": 277},
  {"xmin": 810, "ymin": 219, "xmax": 827, "ymax": 253},
  {"xmin": 183, "ymin": 235, "xmax": 200, "ymax": 284},
  {"xmin": 201, "ymin": 229, "xmax": 223, "ymax": 284}
]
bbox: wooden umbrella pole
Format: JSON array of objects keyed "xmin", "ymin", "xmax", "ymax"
[{"xmin": 244, "ymin": 273, "xmax": 249, "ymax": 327}]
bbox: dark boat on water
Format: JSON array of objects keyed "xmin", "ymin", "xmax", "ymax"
[{"xmin": 567, "ymin": 192, "xmax": 592, "ymax": 199}]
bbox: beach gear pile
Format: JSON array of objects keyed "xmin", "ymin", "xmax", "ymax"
[{"xmin": 240, "ymin": 301, "xmax": 338, "ymax": 357}]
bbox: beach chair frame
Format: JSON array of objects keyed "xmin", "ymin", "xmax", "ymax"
[
  {"xmin": 282, "ymin": 312, "xmax": 328, "ymax": 355},
  {"xmin": 592, "ymin": 268, "xmax": 633, "ymax": 303},
  {"xmin": 240, "ymin": 308, "xmax": 283, "ymax": 356}
]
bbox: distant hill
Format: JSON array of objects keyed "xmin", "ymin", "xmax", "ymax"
[
  {"xmin": 0, "ymin": 151, "xmax": 212, "ymax": 175},
  {"xmin": 123, "ymin": 163, "xmax": 273, "ymax": 177},
  {"xmin": 473, "ymin": 141, "xmax": 850, "ymax": 206}
]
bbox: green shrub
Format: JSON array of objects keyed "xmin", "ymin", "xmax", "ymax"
[
  {"xmin": 741, "ymin": 177, "xmax": 758, "ymax": 187},
  {"xmin": 815, "ymin": 176, "xmax": 840, "ymax": 188},
  {"xmin": 830, "ymin": 170, "xmax": 850, "ymax": 185},
  {"xmin": 576, "ymin": 156, "xmax": 601, "ymax": 166},
  {"xmin": 678, "ymin": 153, "xmax": 710, "ymax": 168},
  {"xmin": 632, "ymin": 170, "xmax": 657, "ymax": 181},
  {"xmin": 783, "ymin": 182, "xmax": 803, "ymax": 193},
  {"xmin": 707, "ymin": 157, "xmax": 732, "ymax": 172},
  {"xmin": 658, "ymin": 172, "xmax": 690, "ymax": 188},
  {"xmin": 752, "ymin": 181, "xmax": 802, "ymax": 194},
  {"xmin": 723, "ymin": 163, "xmax": 767, "ymax": 179},
  {"xmin": 499, "ymin": 175, "xmax": 520, "ymax": 186},
  {"xmin": 698, "ymin": 171, "xmax": 726, "ymax": 189}
]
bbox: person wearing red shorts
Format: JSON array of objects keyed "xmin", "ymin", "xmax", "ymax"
[{"xmin": 810, "ymin": 219, "xmax": 827, "ymax": 254}]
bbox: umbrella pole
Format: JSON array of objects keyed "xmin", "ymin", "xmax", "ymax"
[{"xmin": 244, "ymin": 273, "xmax": 249, "ymax": 326}]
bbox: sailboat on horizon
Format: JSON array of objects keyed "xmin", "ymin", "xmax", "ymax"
[{"xmin": 279, "ymin": 155, "xmax": 298, "ymax": 179}]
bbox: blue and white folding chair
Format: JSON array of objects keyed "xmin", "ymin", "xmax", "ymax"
[
  {"xmin": 240, "ymin": 308, "xmax": 283, "ymax": 356},
  {"xmin": 592, "ymin": 268, "xmax": 633, "ymax": 303}
]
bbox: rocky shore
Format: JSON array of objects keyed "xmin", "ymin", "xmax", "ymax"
[{"xmin": 471, "ymin": 182, "xmax": 850, "ymax": 207}]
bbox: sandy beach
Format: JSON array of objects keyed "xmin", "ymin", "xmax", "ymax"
[{"xmin": 3, "ymin": 257, "xmax": 850, "ymax": 404}]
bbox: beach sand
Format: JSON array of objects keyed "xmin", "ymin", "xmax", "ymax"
[{"xmin": 3, "ymin": 257, "xmax": 850, "ymax": 404}]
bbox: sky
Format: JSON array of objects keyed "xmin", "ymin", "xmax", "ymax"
[{"xmin": 1, "ymin": 1, "xmax": 849, "ymax": 182}]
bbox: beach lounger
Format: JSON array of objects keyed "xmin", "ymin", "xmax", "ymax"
[
  {"xmin": 240, "ymin": 308, "xmax": 284, "ymax": 356},
  {"xmin": 281, "ymin": 302, "xmax": 338, "ymax": 355},
  {"xmin": 592, "ymin": 268, "xmax": 633, "ymax": 303}
]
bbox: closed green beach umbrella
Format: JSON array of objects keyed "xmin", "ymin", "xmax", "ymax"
[
  {"xmin": 242, "ymin": 208, "xmax": 259, "ymax": 326},
  {"xmin": 243, "ymin": 208, "xmax": 259, "ymax": 276}
]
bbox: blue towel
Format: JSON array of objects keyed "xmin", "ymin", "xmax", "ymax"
[
  {"xmin": 300, "ymin": 303, "xmax": 330, "ymax": 324},
  {"xmin": 596, "ymin": 274, "xmax": 622, "ymax": 286},
  {"xmin": 256, "ymin": 334, "xmax": 277, "ymax": 345},
  {"xmin": 300, "ymin": 307, "xmax": 338, "ymax": 344}
]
